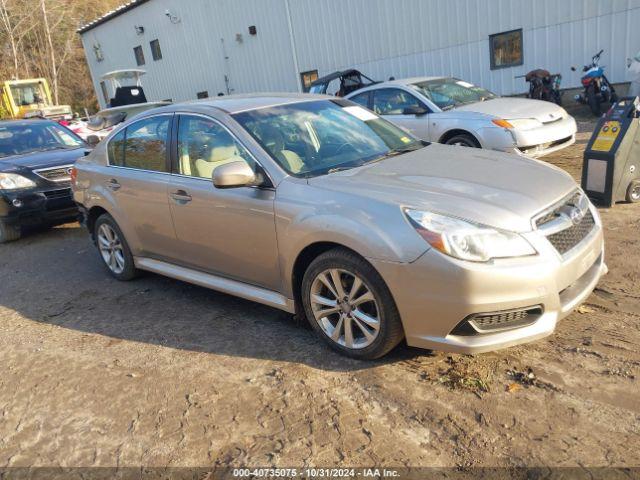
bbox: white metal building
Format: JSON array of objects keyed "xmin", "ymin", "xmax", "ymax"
[{"xmin": 79, "ymin": 0, "xmax": 640, "ymax": 109}]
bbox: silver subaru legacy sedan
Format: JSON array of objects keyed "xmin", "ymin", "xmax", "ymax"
[{"xmin": 72, "ymin": 94, "xmax": 606, "ymax": 359}]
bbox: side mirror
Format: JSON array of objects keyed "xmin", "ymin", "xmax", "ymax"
[
  {"xmin": 212, "ymin": 161, "xmax": 256, "ymax": 189},
  {"xmin": 403, "ymin": 105, "xmax": 428, "ymax": 116},
  {"xmin": 86, "ymin": 135, "xmax": 100, "ymax": 147}
]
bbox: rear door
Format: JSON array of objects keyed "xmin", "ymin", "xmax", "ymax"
[
  {"xmin": 105, "ymin": 114, "xmax": 177, "ymax": 261},
  {"xmin": 166, "ymin": 114, "xmax": 280, "ymax": 290},
  {"xmin": 371, "ymin": 88, "xmax": 430, "ymax": 140}
]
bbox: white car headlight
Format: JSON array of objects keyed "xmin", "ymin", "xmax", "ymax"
[
  {"xmin": 0, "ymin": 173, "xmax": 36, "ymax": 190},
  {"xmin": 405, "ymin": 209, "xmax": 536, "ymax": 262},
  {"xmin": 502, "ymin": 118, "xmax": 543, "ymax": 130}
]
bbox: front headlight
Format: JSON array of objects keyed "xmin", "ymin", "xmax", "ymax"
[
  {"xmin": 405, "ymin": 209, "xmax": 536, "ymax": 262},
  {"xmin": 492, "ymin": 118, "xmax": 543, "ymax": 130},
  {"xmin": 0, "ymin": 173, "xmax": 36, "ymax": 190}
]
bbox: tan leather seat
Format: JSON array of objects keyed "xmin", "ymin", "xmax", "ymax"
[{"xmin": 195, "ymin": 145, "xmax": 244, "ymax": 179}]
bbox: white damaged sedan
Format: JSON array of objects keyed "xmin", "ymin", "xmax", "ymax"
[{"xmin": 346, "ymin": 77, "xmax": 577, "ymax": 158}]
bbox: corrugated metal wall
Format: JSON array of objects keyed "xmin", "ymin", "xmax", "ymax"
[{"xmin": 81, "ymin": 0, "xmax": 640, "ymax": 109}]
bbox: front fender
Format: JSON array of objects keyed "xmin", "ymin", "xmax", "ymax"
[{"xmin": 274, "ymin": 180, "xmax": 429, "ymax": 298}]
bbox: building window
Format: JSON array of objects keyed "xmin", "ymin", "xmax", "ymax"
[
  {"xmin": 300, "ymin": 70, "xmax": 318, "ymax": 92},
  {"xmin": 489, "ymin": 29, "xmax": 523, "ymax": 70},
  {"xmin": 150, "ymin": 39, "xmax": 162, "ymax": 61},
  {"xmin": 197, "ymin": 91, "xmax": 209, "ymax": 99},
  {"xmin": 134, "ymin": 45, "xmax": 145, "ymax": 66}
]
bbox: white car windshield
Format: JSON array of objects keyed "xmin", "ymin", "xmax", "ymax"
[
  {"xmin": 233, "ymin": 100, "xmax": 426, "ymax": 177},
  {"xmin": 413, "ymin": 78, "xmax": 497, "ymax": 111}
]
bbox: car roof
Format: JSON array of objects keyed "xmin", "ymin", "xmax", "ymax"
[
  {"xmin": 157, "ymin": 93, "xmax": 332, "ymax": 115},
  {"xmin": 347, "ymin": 77, "xmax": 453, "ymax": 93}
]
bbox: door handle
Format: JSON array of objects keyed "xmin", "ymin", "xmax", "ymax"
[
  {"xmin": 106, "ymin": 179, "xmax": 121, "ymax": 191},
  {"xmin": 170, "ymin": 190, "xmax": 192, "ymax": 203}
]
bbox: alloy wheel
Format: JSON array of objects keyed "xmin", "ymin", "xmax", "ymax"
[
  {"xmin": 632, "ymin": 185, "xmax": 640, "ymax": 202},
  {"xmin": 310, "ymin": 268, "xmax": 380, "ymax": 349},
  {"xmin": 97, "ymin": 223, "xmax": 126, "ymax": 274}
]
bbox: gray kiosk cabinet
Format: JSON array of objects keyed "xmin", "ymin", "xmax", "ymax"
[{"xmin": 582, "ymin": 97, "xmax": 640, "ymax": 206}]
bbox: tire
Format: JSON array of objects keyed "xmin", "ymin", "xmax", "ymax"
[
  {"xmin": 551, "ymin": 90, "xmax": 562, "ymax": 106},
  {"xmin": 627, "ymin": 181, "xmax": 640, "ymax": 203},
  {"xmin": 0, "ymin": 220, "xmax": 21, "ymax": 243},
  {"xmin": 93, "ymin": 213, "xmax": 139, "ymax": 281},
  {"xmin": 301, "ymin": 248, "xmax": 404, "ymax": 360},
  {"xmin": 444, "ymin": 133, "xmax": 480, "ymax": 148},
  {"xmin": 587, "ymin": 85, "xmax": 601, "ymax": 117}
]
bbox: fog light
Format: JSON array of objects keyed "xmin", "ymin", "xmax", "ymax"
[{"xmin": 12, "ymin": 199, "xmax": 23, "ymax": 208}]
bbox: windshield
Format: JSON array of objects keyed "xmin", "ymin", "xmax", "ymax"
[
  {"xmin": 233, "ymin": 100, "xmax": 425, "ymax": 177},
  {"xmin": 0, "ymin": 122, "xmax": 85, "ymax": 159},
  {"xmin": 9, "ymin": 82, "xmax": 47, "ymax": 106},
  {"xmin": 412, "ymin": 78, "xmax": 497, "ymax": 110}
]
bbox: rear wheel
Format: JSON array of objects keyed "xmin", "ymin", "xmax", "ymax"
[
  {"xmin": 627, "ymin": 181, "xmax": 640, "ymax": 203},
  {"xmin": 94, "ymin": 213, "xmax": 139, "ymax": 281},
  {"xmin": 0, "ymin": 220, "xmax": 21, "ymax": 243},
  {"xmin": 301, "ymin": 248, "xmax": 404, "ymax": 360},
  {"xmin": 444, "ymin": 133, "xmax": 480, "ymax": 148}
]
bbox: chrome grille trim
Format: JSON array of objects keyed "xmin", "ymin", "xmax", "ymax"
[
  {"xmin": 533, "ymin": 190, "xmax": 597, "ymax": 256},
  {"xmin": 33, "ymin": 164, "xmax": 74, "ymax": 183}
]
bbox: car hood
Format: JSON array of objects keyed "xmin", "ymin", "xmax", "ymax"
[
  {"xmin": 453, "ymin": 97, "xmax": 566, "ymax": 123},
  {"xmin": 0, "ymin": 147, "xmax": 89, "ymax": 171},
  {"xmin": 307, "ymin": 143, "xmax": 577, "ymax": 233}
]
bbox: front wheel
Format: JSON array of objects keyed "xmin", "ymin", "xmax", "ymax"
[
  {"xmin": 587, "ymin": 85, "xmax": 601, "ymax": 116},
  {"xmin": 301, "ymin": 248, "xmax": 404, "ymax": 360},
  {"xmin": 627, "ymin": 181, "xmax": 640, "ymax": 203},
  {"xmin": 444, "ymin": 134, "xmax": 480, "ymax": 148},
  {"xmin": 0, "ymin": 220, "xmax": 21, "ymax": 243}
]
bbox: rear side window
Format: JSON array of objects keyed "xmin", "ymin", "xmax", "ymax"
[{"xmin": 108, "ymin": 116, "xmax": 170, "ymax": 172}]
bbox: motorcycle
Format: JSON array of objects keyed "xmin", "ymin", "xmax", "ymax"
[
  {"xmin": 515, "ymin": 69, "xmax": 562, "ymax": 104},
  {"xmin": 571, "ymin": 49, "xmax": 618, "ymax": 116}
]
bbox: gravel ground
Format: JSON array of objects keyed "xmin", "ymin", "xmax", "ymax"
[{"xmin": 0, "ymin": 111, "xmax": 638, "ymax": 474}]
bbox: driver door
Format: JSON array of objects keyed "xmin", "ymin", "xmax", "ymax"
[
  {"xmin": 167, "ymin": 114, "xmax": 280, "ymax": 291},
  {"xmin": 370, "ymin": 88, "xmax": 430, "ymax": 140}
]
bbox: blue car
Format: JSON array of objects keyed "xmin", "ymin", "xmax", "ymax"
[{"xmin": 0, "ymin": 119, "xmax": 90, "ymax": 242}]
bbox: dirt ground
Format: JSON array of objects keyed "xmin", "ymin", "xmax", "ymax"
[{"xmin": 0, "ymin": 109, "xmax": 639, "ymax": 475}]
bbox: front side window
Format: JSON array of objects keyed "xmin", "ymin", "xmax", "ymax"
[
  {"xmin": 233, "ymin": 100, "xmax": 425, "ymax": 177},
  {"xmin": 134, "ymin": 45, "xmax": 145, "ymax": 66},
  {"xmin": 372, "ymin": 89, "xmax": 423, "ymax": 115},
  {"xmin": 349, "ymin": 91, "xmax": 370, "ymax": 109},
  {"xmin": 108, "ymin": 116, "xmax": 170, "ymax": 172},
  {"xmin": 412, "ymin": 78, "xmax": 496, "ymax": 110},
  {"xmin": 490, "ymin": 29, "xmax": 523, "ymax": 70},
  {"xmin": 177, "ymin": 115, "xmax": 255, "ymax": 179}
]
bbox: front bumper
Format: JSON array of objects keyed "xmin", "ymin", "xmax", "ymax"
[
  {"xmin": 370, "ymin": 214, "xmax": 606, "ymax": 354},
  {"xmin": 477, "ymin": 116, "xmax": 577, "ymax": 158},
  {"xmin": 0, "ymin": 186, "xmax": 78, "ymax": 227},
  {"xmin": 512, "ymin": 115, "xmax": 578, "ymax": 158}
]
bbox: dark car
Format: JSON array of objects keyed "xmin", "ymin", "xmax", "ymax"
[
  {"xmin": 0, "ymin": 120, "xmax": 90, "ymax": 242},
  {"xmin": 308, "ymin": 69, "xmax": 378, "ymax": 96}
]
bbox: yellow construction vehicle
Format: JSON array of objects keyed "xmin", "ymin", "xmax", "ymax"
[{"xmin": 0, "ymin": 78, "xmax": 72, "ymax": 120}]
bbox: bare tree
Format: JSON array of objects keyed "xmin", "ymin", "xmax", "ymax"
[{"xmin": 0, "ymin": 0, "xmax": 28, "ymax": 79}]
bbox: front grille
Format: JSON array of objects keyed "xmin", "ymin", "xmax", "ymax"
[
  {"xmin": 547, "ymin": 210, "xmax": 595, "ymax": 255},
  {"xmin": 34, "ymin": 165, "xmax": 73, "ymax": 184},
  {"xmin": 43, "ymin": 188, "xmax": 72, "ymax": 199},
  {"xmin": 451, "ymin": 306, "xmax": 544, "ymax": 335},
  {"xmin": 535, "ymin": 191, "xmax": 596, "ymax": 256}
]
